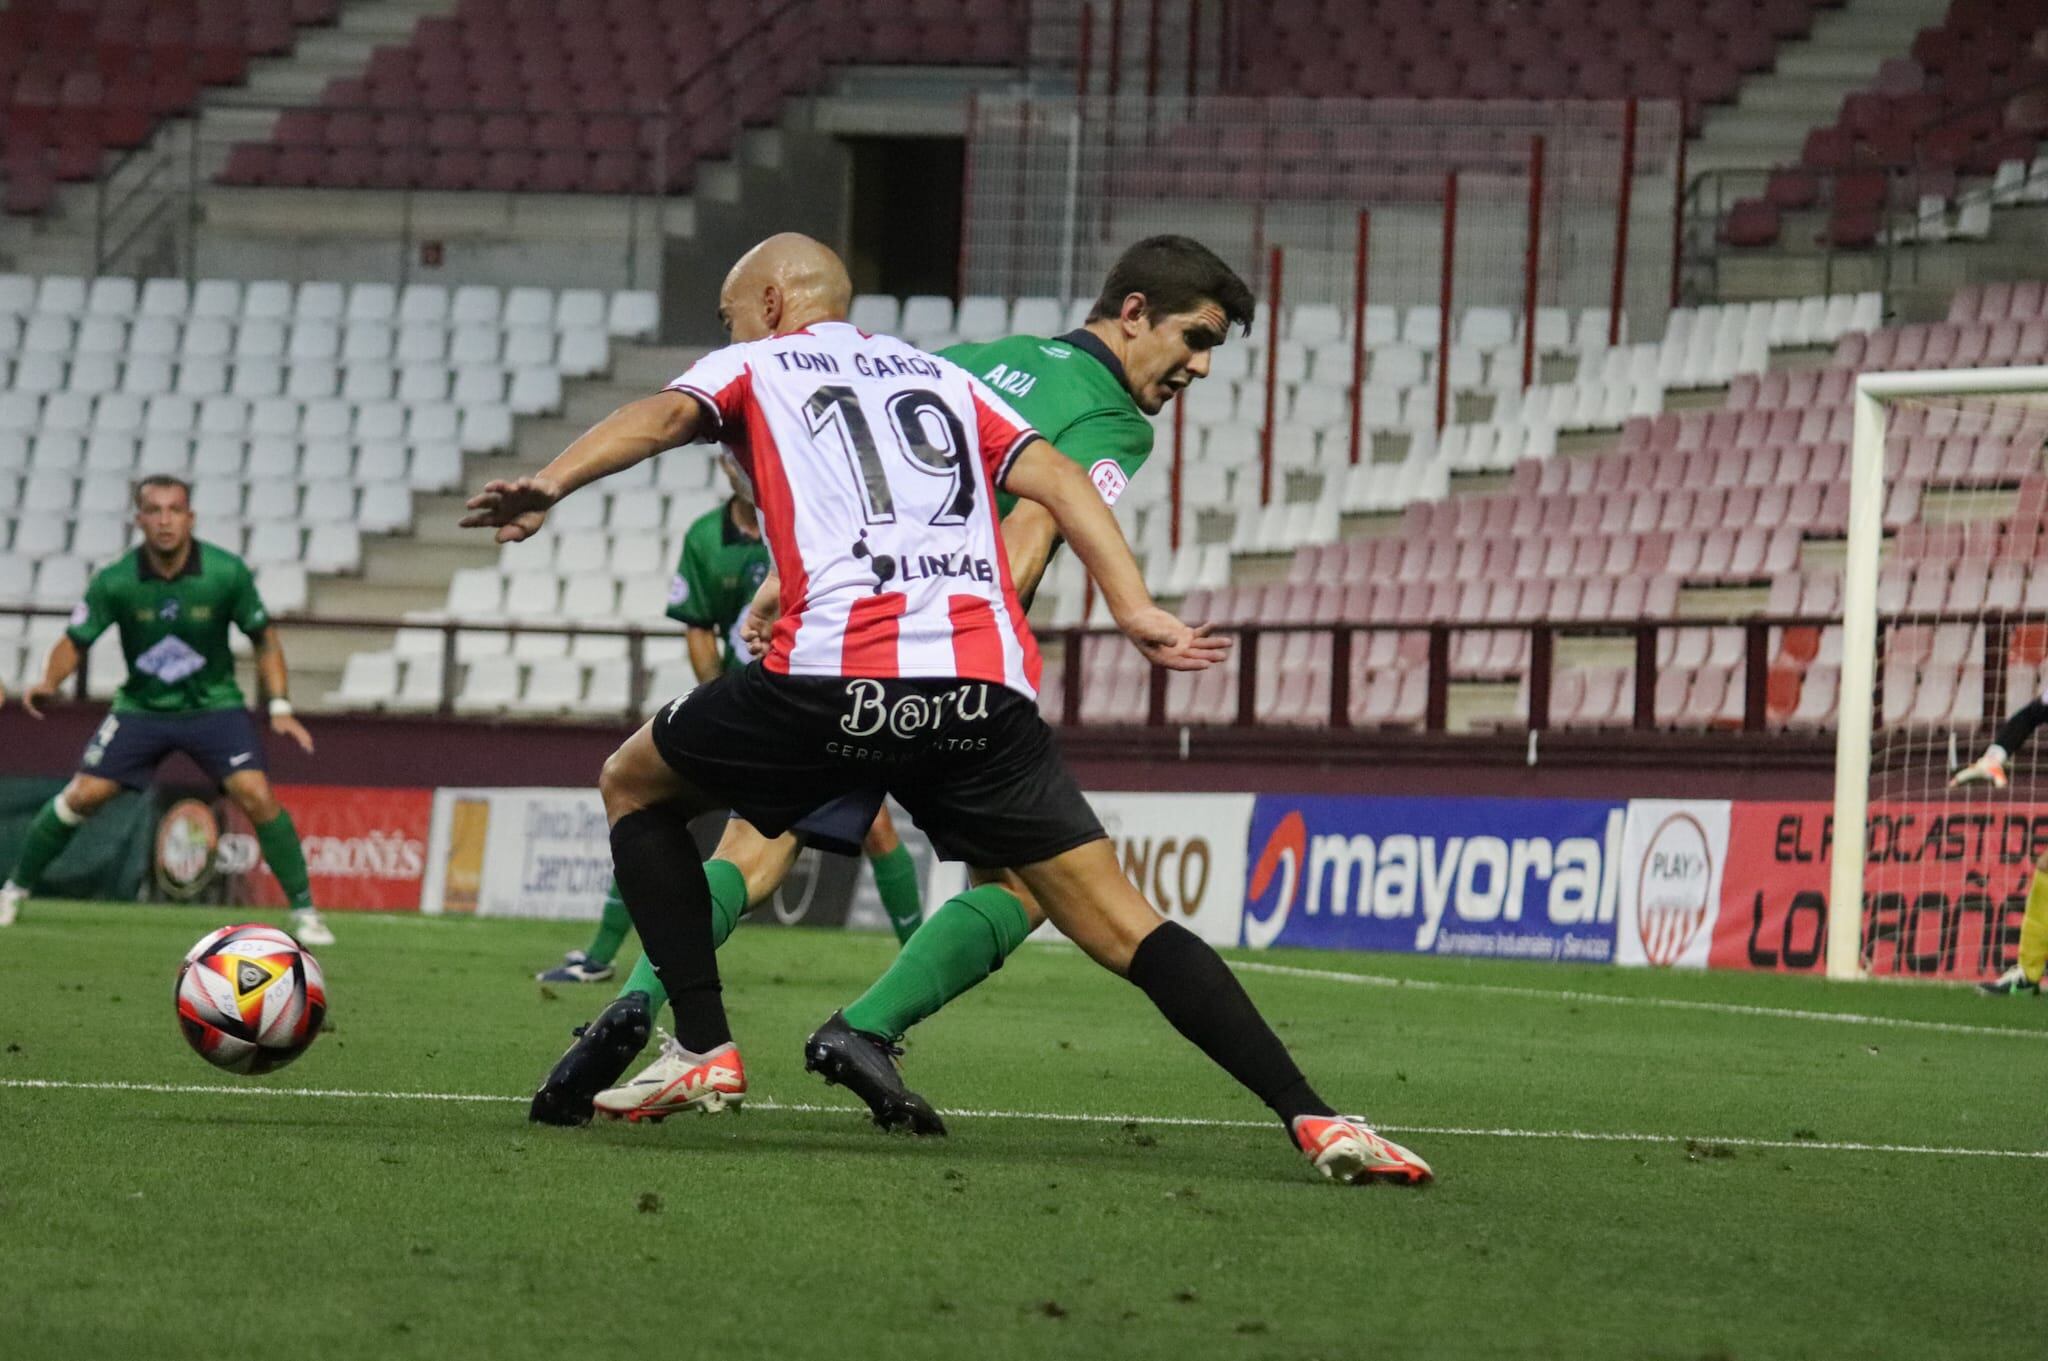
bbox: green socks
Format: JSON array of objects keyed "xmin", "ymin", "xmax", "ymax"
[
  {"xmin": 582, "ymin": 880, "xmax": 633, "ymax": 967},
  {"xmin": 616, "ymin": 952, "xmax": 666, "ymax": 1009},
  {"xmin": 7, "ymin": 797, "xmax": 83, "ymax": 891},
  {"xmin": 842, "ymin": 884, "xmax": 1032, "ymax": 1041},
  {"xmin": 613, "ymin": 858, "xmax": 749, "ymax": 1011},
  {"xmin": 253, "ymin": 809, "xmax": 315, "ymax": 911},
  {"xmin": 867, "ymin": 843, "xmax": 925, "ymax": 945}
]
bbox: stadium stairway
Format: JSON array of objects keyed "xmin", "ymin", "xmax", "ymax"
[
  {"xmin": 286, "ymin": 338, "xmax": 700, "ymax": 704},
  {"xmin": 1690, "ymin": 0, "xmax": 1957, "ymax": 175}
]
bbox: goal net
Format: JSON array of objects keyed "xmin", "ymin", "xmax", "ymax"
[{"xmin": 1832, "ymin": 365, "xmax": 2048, "ymax": 980}]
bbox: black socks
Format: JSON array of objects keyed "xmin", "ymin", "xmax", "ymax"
[
  {"xmin": 1124, "ymin": 921, "xmax": 1335, "ymax": 1125},
  {"xmin": 608, "ymin": 805, "xmax": 730, "ymax": 1052}
]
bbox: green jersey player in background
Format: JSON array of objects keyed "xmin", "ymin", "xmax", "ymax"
[
  {"xmin": 539, "ymin": 234, "xmax": 1255, "ymax": 1125},
  {"xmin": 535, "ymin": 455, "xmax": 925, "ymax": 985},
  {"xmin": 0, "ymin": 476, "xmax": 333, "ymax": 946}
]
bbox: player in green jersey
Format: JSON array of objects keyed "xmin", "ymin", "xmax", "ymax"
[
  {"xmin": 542, "ymin": 235, "xmax": 1255, "ymax": 1124},
  {"xmin": 0, "ymin": 476, "xmax": 333, "ymax": 944},
  {"xmin": 535, "ymin": 456, "xmax": 926, "ymax": 986}
]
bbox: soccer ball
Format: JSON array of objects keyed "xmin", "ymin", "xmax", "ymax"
[{"xmin": 175, "ymin": 924, "xmax": 327, "ymax": 1074}]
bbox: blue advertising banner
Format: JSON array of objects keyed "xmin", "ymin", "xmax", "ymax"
[{"xmin": 1241, "ymin": 795, "xmax": 1626, "ymax": 961}]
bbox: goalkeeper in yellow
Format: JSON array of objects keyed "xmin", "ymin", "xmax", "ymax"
[{"xmin": 1951, "ymin": 700, "xmax": 2048, "ymax": 995}]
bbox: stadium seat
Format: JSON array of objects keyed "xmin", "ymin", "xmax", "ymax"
[{"xmin": 328, "ymin": 651, "xmax": 400, "ymax": 709}]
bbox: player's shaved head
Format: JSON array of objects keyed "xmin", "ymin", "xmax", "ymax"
[{"xmin": 718, "ymin": 233, "xmax": 852, "ymax": 341}]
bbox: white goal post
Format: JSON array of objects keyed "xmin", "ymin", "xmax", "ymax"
[{"xmin": 1831, "ymin": 364, "xmax": 2048, "ymax": 980}]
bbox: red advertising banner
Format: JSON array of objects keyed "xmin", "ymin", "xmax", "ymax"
[
  {"xmin": 224, "ymin": 785, "xmax": 433, "ymax": 911},
  {"xmin": 1713, "ymin": 801, "xmax": 2031, "ymax": 978}
]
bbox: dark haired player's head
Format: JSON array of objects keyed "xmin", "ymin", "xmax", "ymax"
[
  {"xmin": 132, "ymin": 475, "xmax": 195, "ymax": 557},
  {"xmin": 1084, "ymin": 235, "xmax": 1255, "ymax": 415}
]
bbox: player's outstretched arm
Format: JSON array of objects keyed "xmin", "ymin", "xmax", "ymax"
[
  {"xmin": 1002, "ymin": 439, "xmax": 1229, "ymax": 672},
  {"xmin": 21, "ymin": 634, "xmax": 81, "ymax": 718},
  {"xmin": 461, "ymin": 391, "xmax": 705, "ymax": 543},
  {"xmin": 1954, "ymin": 696, "xmax": 2048, "ymax": 788}
]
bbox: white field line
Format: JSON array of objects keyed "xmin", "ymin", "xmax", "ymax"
[
  {"xmin": 1225, "ymin": 959, "xmax": 2048, "ymax": 1041},
  {"xmin": 3, "ymin": 1078, "xmax": 2043, "ymax": 1162}
]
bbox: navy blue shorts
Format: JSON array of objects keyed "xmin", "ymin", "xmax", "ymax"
[
  {"xmin": 769, "ymin": 789, "xmax": 885, "ymax": 858},
  {"xmin": 78, "ymin": 708, "xmax": 268, "ymax": 790}
]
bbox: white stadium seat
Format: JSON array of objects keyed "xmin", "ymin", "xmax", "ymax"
[
  {"xmin": 0, "ymin": 274, "xmax": 34, "ymax": 315},
  {"xmin": 347, "ymin": 282, "xmax": 398, "ymax": 324},
  {"xmin": 328, "ymin": 652, "xmax": 399, "ymax": 709},
  {"xmin": 608, "ymin": 290, "xmax": 658, "ymax": 339},
  {"xmin": 303, "ymin": 524, "xmax": 360, "ymax": 573},
  {"xmin": 451, "ymin": 285, "xmax": 503, "ymax": 327},
  {"xmin": 231, "ymin": 358, "xmax": 285, "ymax": 398},
  {"xmin": 86, "ymin": 277, "xmax": 139, "ymax": 317},
  {"xmin": 501, "ymin": 326, "xmax": 553, "ymax": 368},
  {"xmin": 504, "ymin": 286, "xmax": 554, "ymax": 329},
  {"xmin": 556, "ymin": 327, "xmax": 608, "ymax": 378},
  {"xmin": 848, "ymin": 294, "xmax": 900, "ymax": 335},
  {"xmin": 898, "ymin": 295, "xmax": 954, "ymax": 345},
  {"xmin": 399, "ymin": 284, "xmax": 451, "ymax": 325},
  {"xmin": 296, "ymin": 281, "xmax": 345, "ymax": 322},
  {"xmin": 36, "ymin": 276, "xmax": 88, "ymax": 316},
  {"xmin": 398, "ymin": 362, "xmax": 451, "ymax": 403},
  {"xmin": 555, "ymin": 288, "xmax": 604, "ymax": 330},
  {"xmin": 954, "ymin": 295, "xmax": 1008, "ymax": 342},
  {"xmin": 243, "ymin": 280, "xmax": 293, "ymax": 321},
  {"xmin": 396, "ymin": 322, "xmax": 448, "ymax": 363},
  {"xmin": 455, "ymin": 656, "xmax": 521, "ymax": 713}
]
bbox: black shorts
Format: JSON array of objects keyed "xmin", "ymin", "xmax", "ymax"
[
  {"xmin": 654, "ymin": 665, "xmax": 1103, "ymax": 868},
  {"xmin": 78, "ymin": 708, "xmax": 267, "ymax": 790}
]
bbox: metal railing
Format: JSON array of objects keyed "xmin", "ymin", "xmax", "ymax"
[{"xmin": 6, "ymin": 605, "xmax": 2014, "ymax": 741}]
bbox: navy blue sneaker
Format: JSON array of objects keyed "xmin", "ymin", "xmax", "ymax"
[{"xmin": 536, "ymin": 950, "xmax": 616, "ymax": 984}]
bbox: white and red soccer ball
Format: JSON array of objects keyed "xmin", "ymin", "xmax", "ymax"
[{"xmin": 175, "ymin": 924, "xmax": 326, "ymax": 1074}]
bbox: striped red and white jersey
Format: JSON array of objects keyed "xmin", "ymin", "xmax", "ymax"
[{"xmin": 666, "ymin": 321, "xmax": 1045, "ymax": 696}]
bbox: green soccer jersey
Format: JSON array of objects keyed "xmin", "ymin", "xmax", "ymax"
[
  {"xmin": 666, "ymin": 498, "xmax": 771, "ymax": 672},
  {"xmin": 940, "ymin": 330, "xmax": 1154, "ymax": 516},
  {"xmin": 64, "ymin": 540, "xmax": 271, "ymax": 714}
]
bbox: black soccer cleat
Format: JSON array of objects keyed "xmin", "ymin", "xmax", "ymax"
[
  {"xmin": 528, "ymin": 991, "xmax": 654, "ymax": 1126},
  {"xmin": 803, "ymin": 1012, "xmax": 946, "ymax": 1136},
  {"xmin": 1977, "ymin": 965, "xmax": 2042, "ymax": 997}
]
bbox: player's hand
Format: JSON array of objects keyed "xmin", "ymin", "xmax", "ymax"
[
  {"xmin": 1951, "ymin": 755, "xmax": 2008, "ymax": 789},
  {"xmin": 740, "ymin": 573, "xmax": 781, "ymax": 658},
  {"xmin": 21, "ymin": 681, "xmax": 56, "ymax": 718},
  {"xmin": 1120, "ymin": 606, "xmax": 1233, "ymax": 672},
  {"xmin": 740, "ymin": 596, "xmax": 778, "ymax": 658},
  {"xmin": 460, "ymin": 476, "xmax": 562, "ymax": 543},
  {"xmin": 272, "ymin": 712, "xmax": 316, "ymax": 755}
]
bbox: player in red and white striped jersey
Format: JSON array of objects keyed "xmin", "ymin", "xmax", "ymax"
[
  {"xmin": 661, "ymin": 319, "xmax": 1044, "ymax": 693},
  {"xmin": 464, "ymin": 234, "xmax": 1430, "ymax": 1185}
]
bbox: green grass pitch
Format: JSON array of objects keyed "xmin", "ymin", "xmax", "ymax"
[{"xmin": 1, "ymin": 901, "xmax": 2041, "ymax": 1361}]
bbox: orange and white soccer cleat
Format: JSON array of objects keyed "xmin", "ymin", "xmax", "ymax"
[
  {"xmin": 592, "ymin": 1031, "xmax": 747, "ymax": 1122},
  {"xmin": 1292, "ymin": 1114, "xmax": 1434, "ymax": 1185}
]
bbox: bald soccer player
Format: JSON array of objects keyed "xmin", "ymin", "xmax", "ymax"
[{"xmin": 480, "ymin": 233, "xmax": 1428, "ymax": 1184}]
